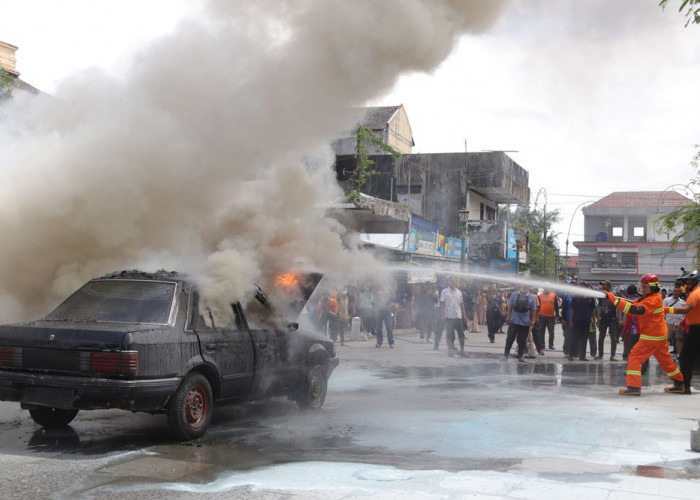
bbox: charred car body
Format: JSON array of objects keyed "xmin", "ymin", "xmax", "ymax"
[{"xmin": 0, "ymin": 270, "xmax": 338, "ymax": 440}]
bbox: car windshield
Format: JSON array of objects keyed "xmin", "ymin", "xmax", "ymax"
[{"xmin": 46, "ymin": 280, "xmax": 176, "ymax": 324}]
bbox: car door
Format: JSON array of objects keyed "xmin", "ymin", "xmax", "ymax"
[
  {"xmin": 190, "ymin": 294, "xmax": 255, "ymax": 401},
  {"xmin": 240, "ymin": 292, "xmax": 298, "ymax": 397}
]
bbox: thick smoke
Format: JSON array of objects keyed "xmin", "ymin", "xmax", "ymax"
[{"xmin": 0, "ymin": 0, "xmax": 507, "ymax": 321}]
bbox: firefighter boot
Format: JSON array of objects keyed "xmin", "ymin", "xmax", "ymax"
[
  {"xmin": 664, "ymin": 380, "xmax": 687, "ymax": 394},
  {"xmin": 618, "ymin": 386, "xmax": 641, "ymax": 396}
]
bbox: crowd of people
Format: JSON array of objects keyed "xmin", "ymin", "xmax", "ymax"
[{"xmin": 312, "ymin": 268, "xmax": 700, "ymax": 396}]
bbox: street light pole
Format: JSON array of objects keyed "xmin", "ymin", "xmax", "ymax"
[
  {"xmin": 459, "ymin": 208, "xmax": 469, "ymax": 271},
  {"xmin": 565, "ymin": 201, "xmax": 593, "ymax": 261},
  {"xmin": 534, "ymin": 188, "xmax": 547, "ymax": 278}
]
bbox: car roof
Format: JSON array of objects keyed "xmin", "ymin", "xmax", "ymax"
[{"xmin": 97, "ymin": 270, "xmax": 189, "ymax": 284}]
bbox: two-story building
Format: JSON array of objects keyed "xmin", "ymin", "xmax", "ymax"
[{"xmin": 574, "ymin": 191, "xmax": 697, "ymax": 288}]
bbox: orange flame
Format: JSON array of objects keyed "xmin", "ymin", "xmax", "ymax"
[{"xmin": 274, "ymin": 272, "xmax": 300, "ymax": 290}]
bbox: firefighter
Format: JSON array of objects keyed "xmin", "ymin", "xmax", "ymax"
[
  {"xmin": 663, "ymin": 269, "xmax": 699, "ymax": 394},
  {"xmin": 603, "ymin": 273, "xmax": 685, "ymax": 396}
]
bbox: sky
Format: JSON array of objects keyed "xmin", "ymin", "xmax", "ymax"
[{"xmin": 0, "ymin": 0, "xmax": 698, "ymax": 316}]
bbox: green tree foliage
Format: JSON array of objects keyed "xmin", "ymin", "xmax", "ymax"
[
  {"xmin": 502, "ymin": 204, "xmax": 562, "ymax": 278},
  {"xmin": 0, "ymin": 68, "xmax": 13, "ymax": 101},
  {"xmin": 657, "ymin": 146, "xmax": 700, "ymax": 265},
  {"xmin": 348, "ymin": 125, "xmax": 401, "ymax": 202},
  {"xmin": 660, "ymin": 0, "xmax": 700, "ymax": 26}
]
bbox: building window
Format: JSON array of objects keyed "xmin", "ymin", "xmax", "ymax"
[
  {"xmin": 633, "ymin": 226, "xmax": 644, "ymax": 237},
  {"xmin": 612, "ymin": 226, "xmax": 623, "ymax": 237}
]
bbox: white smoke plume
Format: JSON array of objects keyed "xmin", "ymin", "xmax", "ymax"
[{"xmin": 0, "ymin": 0, "xmax": 507, "ymax": 321}]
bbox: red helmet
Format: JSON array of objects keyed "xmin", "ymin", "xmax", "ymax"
[{"xmin": 640, "ymin": 273, "xmax": 660, "ymax": 286}]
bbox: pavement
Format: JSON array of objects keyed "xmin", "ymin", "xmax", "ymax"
[{"xmin": 1, "ymin": 321, "xmax": 699, "ymax": 499}]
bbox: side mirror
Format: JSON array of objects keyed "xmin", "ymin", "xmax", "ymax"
[{"xmin": 287, "ymin": 322, "xmax": 299, "ymax": 332}]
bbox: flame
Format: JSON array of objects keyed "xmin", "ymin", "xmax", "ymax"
[{"xmin": 274, "ymin": 272, "xmax": 300, "ymax": 290}]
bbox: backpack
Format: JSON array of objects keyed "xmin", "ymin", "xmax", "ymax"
[{"xmin": 513, "ymin": 293, "xmax": 530, "ymax": 313}]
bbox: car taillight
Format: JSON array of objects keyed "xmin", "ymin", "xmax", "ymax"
[
  {"xmin": 0, "ymin": 346, "xmax": 22, "ymax": 368},
  {"xmin": 89, "ymin": 351, "xmax": 138, "ymax": 375}
]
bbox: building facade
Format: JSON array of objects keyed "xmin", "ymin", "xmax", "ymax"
[{"xmin": 574, "ymin": 191, "xmax": 697, "ymax": 287}]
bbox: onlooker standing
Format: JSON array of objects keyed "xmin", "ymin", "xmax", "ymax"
[
  {"xmin": 664, "ymin": 283, "xmax": 686, "ymax": 356},
  {"xmin": 431, "ymin": 283, "xmax": 444, "ymax": 351},
  {"xmin": 596, "ymin": 280, "xmax": 620, "ymax": 361},
  {"xmin": 529, "ymin": 288, "xmax": 544, "ymax": 355},
  {"xmin": 561, "ymin": 286, "xmax": 575, "ymax": 357},
  {"xmin": 440, "ymin": 277, "xmax": 467, "ymax": 357},
  {"xmin": 337, "ymin": 290, "xmax": 349, "ymax": 346},
  {"xmin": 621, "ymin": 284, "xmax": 641, "ymax": 360},
  {"xmin": 414, "ymin": 284, "xmax": 436, "ymax": 343},
  {"xmin": 538, "ymin": 288, "xmax": 559, "ymax": 350},
  {"xmin": 373, "ymin": 284, "xmax": 395, "ymax": 348},
  {"xmin": 486, "ymin": 284, "xmax": 504, "ymax": 343},
  {"xmin": 569, "ymin": 283, "xmax": 596, "ymax": 361},
  {"xmin": 327, "ymin": 291, "xmax": 339, "ymax": 342},
  {"xmin": 478, "ymin": 291, "xmax": 488, "ymax": 325},
  {"xmin": 504, "ymin": 288, "xmax": 537, "ymax": 362},
  {"xmin": 357, "ymin": 284, "xmax": 375, "ymax": 336}
]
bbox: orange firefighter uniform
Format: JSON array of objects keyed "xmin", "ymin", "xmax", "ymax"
[{"xmin": 605, "ymin": 290, "xmax": 683, "ymax": 393}]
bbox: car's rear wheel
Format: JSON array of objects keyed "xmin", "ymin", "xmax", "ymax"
[
  {"xmin": 167, "ymin": 372, "xmax": 213, "ymax": 441},
  {"xmin": 29, "ymin": 407, "xmax": 79, "ymax": 428},
  {"xmin": 297, "ymin": 364, "xmax": 327, "ymax": 409}
]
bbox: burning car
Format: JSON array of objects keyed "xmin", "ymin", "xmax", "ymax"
[{"xmin": 0, "ymin": 270, "xmax": 338, "ymax": 440}]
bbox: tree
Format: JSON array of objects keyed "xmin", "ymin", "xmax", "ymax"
[
  {"xmin": 660, "ymin": 0, "xmax": 700, "ymax": 26},
  {"xmin": 502, "ymin": 204, "xmax": 562, "ymax": 278},
  {"xmin": 656, "ymin": 145, "xmax": 700, "ymax": 265},
  {"xmin": 0, "ymin": 68, "xmax": 13, "ymax": 101},
  {"xmin": 348, "ymin": 125, "xmax": 401, "ymax": 202}
]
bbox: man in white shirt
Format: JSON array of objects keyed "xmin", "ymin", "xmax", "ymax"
[{"xmin": 440, "ymin": 277, "xmax": 468, "ymax": 357}]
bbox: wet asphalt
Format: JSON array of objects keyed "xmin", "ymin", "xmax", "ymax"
[{"xmin": 1, "ymin": 324, "xmax": 699, "ymax": 499}]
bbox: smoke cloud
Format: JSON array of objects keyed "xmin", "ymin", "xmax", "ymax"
[{"xmin": 0, "ymin": 0, "xmax": 507, "ymax": 321}]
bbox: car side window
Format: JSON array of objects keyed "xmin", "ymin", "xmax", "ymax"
[{"xmin": 189, "ymin": 292, "xmax": 241, "ymax": 331}]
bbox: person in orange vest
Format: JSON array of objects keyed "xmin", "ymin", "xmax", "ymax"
[
  {"xmin": 538, "ymin": 288, "xmax": 560, "ymax": 350},
  {"xmin": 603, "ymin": 273, "xmax": 685, "ymax": 396},
  {"xmin": 664, "ymin": 270, "xmax": 699, "ymax": 394}
]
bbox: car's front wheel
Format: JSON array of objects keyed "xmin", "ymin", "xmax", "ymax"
[
  {"xmin": 297, "ymin": 364, "xmax": 328, "ymax": 409},
  {"xmin": 29, "ymin": 407, "xmax": 79, "ymax": 428},
  {"xmin": 167, "ymin": 372, "xmax": 213, "ymax": 441}
]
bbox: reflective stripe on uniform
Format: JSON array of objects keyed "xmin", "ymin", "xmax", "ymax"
[
  {"xmin": 622, "ymin": 302, "xmax": 631, "ymax": 314},
  {"xmin": 626, "ymin": 370, "xmax": 642, "ymax": 376},
  {"xmin": 613, "ymin": 299, "xmax": 620, "ymax": 306},
  {"xmin": 666, "ymin": 367, "xmax": 681, "ymax": 377},
  {"xmin": 639, "ymin": 334, "xmax": 667, "ymax": 341},
  {"xmin": 652, "ymin": 307, "xmax": 664, "ymax": 314}
]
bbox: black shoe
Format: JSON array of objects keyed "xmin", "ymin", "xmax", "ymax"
[
  {"xmin": 517, "ymin": 357, "xmax": 525, "ymax": 363},
  {"xmin": 568, "ymin": 356, "xmax": 574, "ymax": 361},
  {"xmin": 375, "ymin": 344, "xmax": 381, "ymax": 348},
  {"xmin": 548, "ymin": 345, "xmax": 554, "ymax": 350},
  {"xmin": 619, "ymin": 386, "xmax": 641, "ymax": 396},
  {"xmin": 594, "ymin": 355, "xmax": 602, "ymax": 360},
  {"xmin": 664, "ymin": 381, "xmax": 687, "ymax": 394},
  {"xmin": 579, "ymin": 357, "xmax": 589, "ymax": 362}
]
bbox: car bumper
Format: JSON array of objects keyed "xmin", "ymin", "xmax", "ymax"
[
  {"xmin": 0, "ymin": 370, "xmax": 180, "ymax": 412},
  {"xmin": 328, "ymin": 356, "xmax": 339, "ymax": 375}
]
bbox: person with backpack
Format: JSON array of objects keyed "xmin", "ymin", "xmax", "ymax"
[{"xmin": 504, "ymin": 288, "xmax": 537, "ymax": 362}]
